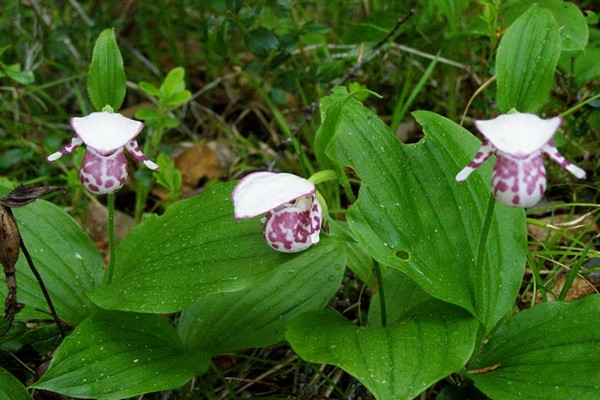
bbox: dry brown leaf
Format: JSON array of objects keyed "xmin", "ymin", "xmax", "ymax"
[
  {"xmin": 528, "ymin": 212, "xmax": 599, "ymax": 243},
  {"xmin": 175, "ymin": 143, "xmax": 222, "ymax": 193}
]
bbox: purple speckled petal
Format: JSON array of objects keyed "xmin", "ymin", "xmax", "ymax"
[
  {"xmin": 47, "ymin": 136, "xmax": 84, "ymax": 162},
  {"xmin": 475, "ymin": 113, "xmax": 561, "ymax": 157},
  {"xmin": 492, "ymin": 152, "xmax": 546, "ymax": 207},
  {"xmin": 79, "ymin": 148, "xmax": 128, "ymax": 195},
  {"xmin": 456, "ymin": 139, "xmax": 496, "ymax": 182},
  {"xmin": 71, "ymin": 112, "xmax": 144, "ymax": 156},
  {"xmin": 232, "ymin": 172, "xmax": 316, "ymax": 220},
  {"xmin": 542, "ymin": 141, "xmax": 587, "ymax": 179},
  {"xmin": 125, "ymin": 139, "xmax": 159, "ymax": 170},
  {"xmin": 261, "ymin": 198, "xmax": 321, "ymax": 254}
]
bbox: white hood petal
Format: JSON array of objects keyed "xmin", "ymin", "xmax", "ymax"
[
  {"xmin": 71, "ymin": 112, "xmax": 144, "ymax": 155},
  {"xmin": 232, "ymin": 172, "xmax": 316, "ymax": 220},
  {"xmin": 474, "ymin": 113, "xmax": 561, "ymax": 157}
]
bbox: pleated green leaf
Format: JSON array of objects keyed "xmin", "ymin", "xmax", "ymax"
[
  {"xmin": 286, "ymin": 302, "xmax": 479, "ymax": 400},
  {"xmin": 87, "ymin": 28, "xmax": 127, "ymax": 111},
  {"xmin": 496, "ymin": 4, "xmax": 562, "ymax": 113},
  {"xmin": 319, "ymin": 89, "xmax": 527, "ymax": 330},
  {"xmin": 32, "ymin": 311, "xmax": 207, "ymax": 399},
  {"xmin": 178, "ymin": 239, "xmax": 346, "ymax": 354},
  {"xmin": 0, "ymin": 187, "xmax": 103, "ymax": 325},
  {"xmin": 0, "ymin": 367, "xmax": 32, "ymax": 400},
  {"xmin": 88, "ymin": 182, "xmax": 305, "ymax": 313},
  {"xmin": 469, "ymin": 295, "xmax": 600, "ymax": 400}
]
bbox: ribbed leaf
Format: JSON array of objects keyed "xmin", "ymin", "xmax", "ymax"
[
  {"xmin": 286, "ymin": 302, "xmax": 478, "ymax": 400},
  {"xmin": 0, "ymin": 367, "xmax": 32, "ymax": 400},
  {"xmin": 469, "ymin": 295, "xmax": 600, "ymax": 400},
  {"xmin": 496, "ymin": 4, "xmax": 562, "ymax": 113},
  {"xmin": 0, "ymin": 187, "xmax": 103, "ymax": 325},
  {"xmin": 178, "ymin": 239, "xmax": 346, "ymax": 354},
  {"xmin": 87, "ymin": 28, "xmax": 127, "ymax": 111},
  {"xmin": 32, "ymin": 311, "xmax": 206, "ymax": 399},
  {"xmin": 88, "ymin": 182, "xmax": 306, "ymax": 313},
  {"xmin": 319, "ymin": 89, "xmax": 527, "ymax": 330}
]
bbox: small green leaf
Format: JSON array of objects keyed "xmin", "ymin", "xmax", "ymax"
[
  {"xmin": 496, "ymin": 4, "xmax": 562, "ymax": 113},
  {"xmin": 3, "ymin": 63, "xmax": 35, "ymax": 85},
  {"xmin": 87, "ymin": 28, "xmax": 127, "ymax": 111},
  {"xmin": 32, "ymin": 311, "xmax": 207, "ymax": 399},
  {"xmin": 160, "ymin": 67, "xmax": 186, "ymax": 96},
  {"xmin": 88, "ymin": 182, "xmax": 305, "ymax": 313},
  {"xmin": 178, "ymin": 239, "xmax": 346, "ymax": 354},
  {"xmin": 286, "ymin": 302, "xmax": 479, "ymax": 400},
  {"xmin": 0, "ymin": 367, "xmax": 32, "ymax": 400},
  {"xmin": 163, "ymin": 90, "xmax": 192, "ymax": 107},
  {"xmin": 134, "ymin": 107, "xmax": 158, "ymax": 120},
  {"xmin": 469, "ymin": 295, "xmax": 600, "ymax": 400},
  {"xmin": 138, "ymin": 81, "xmax": 161, "ymax": 97},
  {"xmin": 245, "ymin": 27, "xmax": 279, "ymax": 56},
  {"xmin": 0, "ymin": 187, "xmax": 103, "ymax": 325}
]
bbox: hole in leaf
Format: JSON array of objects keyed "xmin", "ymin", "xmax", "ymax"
[{"xmin": 395, "ymin": 250, "xmax": 410, "ymax": 260}]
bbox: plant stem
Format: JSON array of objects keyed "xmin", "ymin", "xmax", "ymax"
[
  {"xmin": 373, "ymin": 260, "xmax": 387, "ymax": 327},
  {"xmin": 19, "ymin": 239, "xmax": 66, "ymax": 339},
  {"xmin": 476, "ymin": 194, "xmax": 496, "ymax": 271},
  {"xmin": 104, "ymin": 193, "xmax": 116, "ymax": 285}
]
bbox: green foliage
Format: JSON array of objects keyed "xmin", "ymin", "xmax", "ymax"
[
  {"xmin": 89, "ymin": 182, "xmax": 316, "ymax": 313},
  {"xmin": 469, "ymin": 295, "xmax": 600, "ymax": 400},
  {"xmin": 87, "ymin": 28, "xmax": 126, "ymax": 111},
  {"xmin": 286, "ymin": 302, "xmax": 478, "ymax": 400},
  {"xmin": 0, "ymin": 187, "xmax": 103, "ymax": 325},
  {"xmin": 178, "ymin": 240, "xmax": 345, "ymax": 354},
  {"xmin": 495, "ymin": 4, "xmax": 562, "ymax": 113},
  {"xmin": 153, "ymin": 153, "xmax": 182, "ymax": 204},
  {"xmin": 0, "ymin": 366, "xmax": 32, "ymax": 400},
  {"xmin": 32, "ymin": 310, "xmax": 206, "ymax": 399},
  {"xmin": 316, "ymin": 88, "xmax": 527, "ymax": 330}
]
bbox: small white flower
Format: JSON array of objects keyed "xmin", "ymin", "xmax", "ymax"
[
  {"xmin": 232, "ymin": 172, "xmax": 322, "ymax": 253},
  {"xmin": 456, "ymin": 113, "xmax": 586, "ymax": 207},
  {"xmin": 47, "ymin": 112, "xmax": 158, "ymax": 195}
]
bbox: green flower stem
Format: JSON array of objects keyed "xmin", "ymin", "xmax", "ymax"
[
  {"xmin": 104, "ymin": 193, "xmax": 117, "ymax": 285},
  {"xmin": 476, "ymin": 194, "xmax": 496, "ymax": 272},
  {"xmin": 308, "ymin": 169, "xmax": 338, "ymax": 185},
  {"xmin": 373, "ymin": 260, "xmax": 387, "ymax": 327}
]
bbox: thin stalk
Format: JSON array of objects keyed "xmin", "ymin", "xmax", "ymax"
[
  {"xmin": 476, "ymin": 194, "xmax": 496, "ymax": 270},
  {"xmin": 104, "ymin": 193, "xmax": 117, "ymax": 285},
  {"xmin": 20, "ymin": 239, "xmax": 66, "ymax": 339},
  {"xmin": 373, "ymin": 260, "xmax": 387, "ymax": 327}
]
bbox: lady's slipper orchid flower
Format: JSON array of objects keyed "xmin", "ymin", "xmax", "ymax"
[
  {"xmin": 456, "ymin": 113, "xmax": 586, "ymax": 207},
  {"xmin": 47, "ymin": 112, "xmax": 158, "ymax": 195},
  {"xmin": 232, "ymin": 172, "xmax": 322, "ymax": 253}
]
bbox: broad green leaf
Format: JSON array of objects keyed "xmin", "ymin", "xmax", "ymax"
[
  {"xmin": 32, "ymin": 311, "xmax": 207, "ymax": 399},
  {"xmin": 178, "ymin": 239, "xmax": 346, "ymax": 354},
  {"xmin": 319, "ymin": 89, "xmax": 527, "ymax": 330},
  {"xmin": 88, "ymin": 182, "xmax": 305, "ymax": 313},
  {"xmin": 503, "ymin": 0, "xmax": 589, "ymax": 51},
  {"xmin": 469, "ymin": 295, "xmax": 600, "ymax": 400},
  {"xmin": 286, "ymin": 302, "xmax": 479, "ymax": 400},
  {"xmin": 0, "ymin": 367, "xmax": 32, "ymax": 400},
  {"xmin": 0, "ymin": 188, "xmax": 103, "ymax": 325},
  {"xmin": 134, "ymin": 107, "xmax": 158, "ymax": 120},
  {"xmin": 87, "ymin": 28, "xmax": 126, "ymax": 111},
  {"xmin": 368, "ymin": 265, "xmax": 433, "ymax": 327},
  {"xmin": 496, "ymin": 5, "xmax": 562, "ymax": 113}
]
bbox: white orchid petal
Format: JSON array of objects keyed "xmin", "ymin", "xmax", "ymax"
[
  {"xmin": 71, "ymin": 112, "xmax": 144, "ymax": 155},
  {"xmin": 474, "ymin": 113, "xmax": 561, "ymax": 157},
  {"xmin": 232, "ymin": 172, "xmax": 316, "ymax": 220}
]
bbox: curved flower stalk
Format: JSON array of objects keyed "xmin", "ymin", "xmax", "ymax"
[
  {"xmin": 456, "ymin": 113, "xmax": 586, "ymax": 207},
  {"xmin": 47, "ymin": 112, "xmax": 158, "ymax": 195},
  {"xmin": 232, "ymin": 172, "xmax": 322, "ymax": 253}
]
